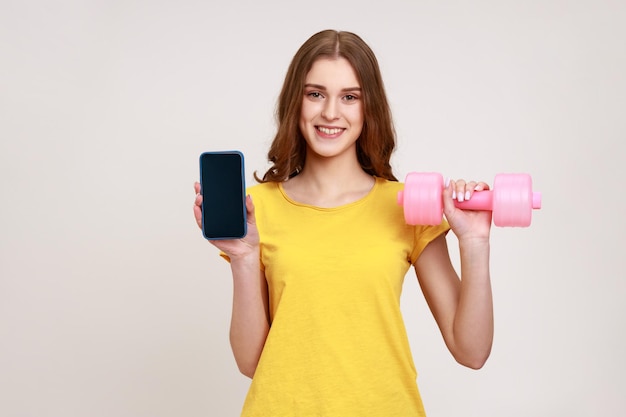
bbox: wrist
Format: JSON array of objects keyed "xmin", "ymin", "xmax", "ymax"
[
  {"xmin": 458, "ymin": 236, "xmax": 490, "ymax": 251},
  {"xmin": 228, "ymin": 246, "xmax": 260, "ymax": 265}
]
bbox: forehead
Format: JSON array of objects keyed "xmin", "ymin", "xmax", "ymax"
[{"xmin": 305, "ymin": 57, "xmax": 360, "ymax": 87}]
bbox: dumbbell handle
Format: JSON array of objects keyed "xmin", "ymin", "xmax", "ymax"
[{"xmin": 452, "ymin": 189, "xmax": 542, "ymax": 211}]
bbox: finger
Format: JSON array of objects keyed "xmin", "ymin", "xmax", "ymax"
[
  {"xmin": 466, "ymin": 181, "xmax": 490, "ymax": 200},
  {"xmin": 193, "ymin": 192, "xmax": 203, "ymax": 229},
  {"xmin": 245, "ymin": 194, "xmax": 256, "ymax": 225},
  {"xmin": 474, "ymin": 181, "xmax": 490, "ymax": 191},
  {"xmin": 442, "ymin": 179, "xmax": 456, "ymax": 213},
  {"xmin": 454, "ymin": 179, "xmax": 467, "ymax": 202},
  {"xmin": 464, "ymin": 180, "xmax": 478, "ymax": 200},
  {"xmin": 459, "ymin": 180, "xmax": 491, "ymax": 201},
  {"xmin": 194, "ymin": 182, "xmax": 201, "ymax": 194},
  {"xmin": 193, "ymin": 202, "xmax": 202, "ymax": 229}
]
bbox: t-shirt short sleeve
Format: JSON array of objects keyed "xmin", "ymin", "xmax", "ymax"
[{"xmin": 409, "ymin": 220, "xmax": 450, "ymax": 264}]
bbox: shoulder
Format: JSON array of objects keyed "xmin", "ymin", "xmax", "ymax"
[
  {"xmin": 364, "ymin": 177, "xmax": 405, "ymax": 216},
  {"xmin": 247, "ymin": 181, "xmax": 279, "ymax": 196},
  {"xmin": 373, "ymin": 177, "xmax": 404, "ymax": 198},
  {"xmin": 246, "ymin": 182, "xmax": 283, "ymax": 206}
]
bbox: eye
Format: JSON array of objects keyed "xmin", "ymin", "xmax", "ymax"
[
  {"xmin": 343, "ymin": 94, "xmax": 359, "ymax": 102},
  {"xmin": 306, "ymin": 91, "xmax": 323, "ymax": 99}
]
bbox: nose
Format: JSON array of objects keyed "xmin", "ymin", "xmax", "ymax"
[{"xmin": 321, "ymin": 99, "xmax": 339, "ymax": 120}]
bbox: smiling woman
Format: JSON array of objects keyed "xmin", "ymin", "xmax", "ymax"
[
  {"xmin": 298, "ymin": 58, "xmax": 365, "ymax": 163},
  {"xmin": 193, "ymin": 29, "xmax": 494, "ymax": 417}
]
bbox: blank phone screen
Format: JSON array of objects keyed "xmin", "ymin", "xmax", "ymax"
[{"xmin": 200, "ymin": 151, "xmax": 247, "ymax": 239}]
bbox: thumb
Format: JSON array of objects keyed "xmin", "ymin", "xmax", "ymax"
[
  {"xmin": 442, "ymin": 179, "xmax": 457, "ymax": 217},
  {"xmin": 245, "ymin": 194, "xmax": 256, "ymax": 225}
]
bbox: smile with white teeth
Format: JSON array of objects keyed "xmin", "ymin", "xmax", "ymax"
[{"xmin": 317, "ymin": 126, "xmax": 343, "ymax": 135}]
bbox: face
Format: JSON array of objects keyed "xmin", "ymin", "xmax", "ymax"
[{"xmin": 299, "ymin": 57, "xmax": 364, "ymax": 160}]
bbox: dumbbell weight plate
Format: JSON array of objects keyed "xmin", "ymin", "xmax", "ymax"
[
  {"xmin": 401, "ymin": 172, "xmax": 445, "ymax": 225},
  {"xmin": 492, "ymin": 173, "xmax": 533, "ymax": 227}
]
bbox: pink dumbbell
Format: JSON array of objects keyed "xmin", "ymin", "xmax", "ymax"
[{"xmin": 397, "ymin": 173, "xmax": 542, "ymax": 227}]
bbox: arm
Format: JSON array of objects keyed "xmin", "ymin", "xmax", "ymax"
[
  {"xmin": 414, "ymin": 179, "xmax": 494, "ymax": 369},
  {"xmin": 194, "ymin": 184, "xmax": 270, "ymax": 378},
  {"xmin": 228, "ymin": 252, "xmax": 270, "ymax": 378}
]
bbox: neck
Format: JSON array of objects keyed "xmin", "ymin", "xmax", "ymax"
[
  {"xmin": 282, "ymin": 151, "xmax": 375, "ymax": 207},
  {"xmin": 299, "ymin": 152, "xmax": 370, "ymax": 189}
]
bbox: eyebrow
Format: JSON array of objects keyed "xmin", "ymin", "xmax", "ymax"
[{"xmin": 304, "ymin": 83, "xmax": 362, "ymax": 92}]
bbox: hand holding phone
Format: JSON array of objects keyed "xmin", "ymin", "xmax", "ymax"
[{"xmin": 199, "ymin": 151, "xmax": 247, "ymax": 240}]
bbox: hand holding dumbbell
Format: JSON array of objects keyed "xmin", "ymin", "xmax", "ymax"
[{"xmin": 397, "ymin": 173, "xmax": 542, "ymax": 227}]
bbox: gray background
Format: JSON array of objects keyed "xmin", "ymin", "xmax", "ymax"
[{"xmin": 1, "ymin": 0, "xmax": 624, "ymax": 416}]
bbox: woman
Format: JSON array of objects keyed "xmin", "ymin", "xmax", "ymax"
[{"xmin": 194, "ymin": 29, "xmax": 493, "ymax": 417}]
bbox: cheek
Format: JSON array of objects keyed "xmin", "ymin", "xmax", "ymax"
[
  {"xmin": 298, "ymin": 118, "xmax": 306, "ymax": 136},
  {"xmin": 299, "ymin": 105, "xmax": 310, "ymax": 124},
  {"xmin": 350, "ymin": 106, "xmax": 365, "ymax": 127},
  {"xmin": 298, "ymin": 112, "xmax": 312, "ymax": 141},
  {"xmin": 300, "ymin": 101, "xmax": 318, "ymax": 121}
]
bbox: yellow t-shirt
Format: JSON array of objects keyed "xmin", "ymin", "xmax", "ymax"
[{"xmin": 239, "ymin": 177, "xmax": 449, "ymax": 417}]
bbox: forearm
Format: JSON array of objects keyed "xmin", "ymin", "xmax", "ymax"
[
  {"xmin": 229, "ymin": 253, "xmax": 270, "ymax": 378},
  {"xmin": 452, "ymin": 238, "xmax": 494, "ymax": 369}
]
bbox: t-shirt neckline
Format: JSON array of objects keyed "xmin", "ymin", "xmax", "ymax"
[{"xmin": 277, "ymin": 176, "xmax": 382, "ymax": 211}]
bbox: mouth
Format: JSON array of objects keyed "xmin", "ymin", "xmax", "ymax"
[{"xmin": 316, "ymin": 126, "xmax": 345, "ymax": 136}]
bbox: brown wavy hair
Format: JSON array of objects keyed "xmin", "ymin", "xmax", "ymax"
[{"xmin": 255, "ymin": 30, "xmax": 398, "ymax": 183}]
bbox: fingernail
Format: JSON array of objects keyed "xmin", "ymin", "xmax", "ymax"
[
  {"xmin": 458, "ymin": 192, "xmax": 464, "ymax": 202},
  {"xmin": 444, "ymin": 177, "xmax": 450, "ymax": 188},
  {"xmin": 474, "ymin": 185, "xmax": 481, "ymax": 191},
  {"xmin": 452, "ymin": 190, "xmax": 457, "ymax": 199},
  {"xmin": 465, "ymin": 191, "xmax": 471, "ymax": 201}
]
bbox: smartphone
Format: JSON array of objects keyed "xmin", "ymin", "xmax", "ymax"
[{"xmin": 199, "ymin": 151, "xmax": 247, "ymax": 240}]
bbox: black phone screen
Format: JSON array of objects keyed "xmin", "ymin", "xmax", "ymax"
[{"xmin": 199, "ymin": 151, "xmax": 247, "ymax": 239}]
